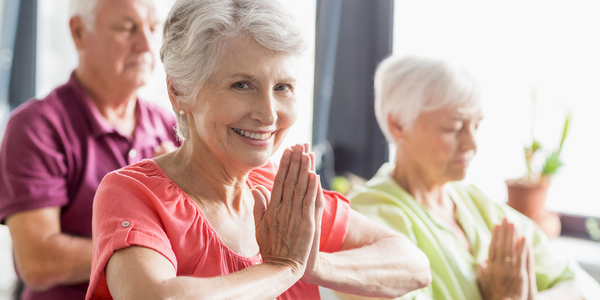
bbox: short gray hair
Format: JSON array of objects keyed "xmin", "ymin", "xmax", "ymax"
[
  {"xmin": 374, "ymin": 55, "xmax": 481, "ymax": 144},
  {"xmin": 70, "ymin": 0, "xmax": 100, "ymax": 30},
  {"xmin": 161, "ymin": 0, "xmax": 307, "ymax": 140}
]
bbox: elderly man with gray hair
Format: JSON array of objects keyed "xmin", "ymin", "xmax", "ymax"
[{"xmin": 0, "ymin": 0, "xmax": 179, "ymax": 299}]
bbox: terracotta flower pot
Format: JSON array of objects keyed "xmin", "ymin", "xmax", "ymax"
[{"xmin": 505, "ymin": 176, "xmax": 561, "ymax": 238}]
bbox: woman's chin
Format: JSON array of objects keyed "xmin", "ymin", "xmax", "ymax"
[
  {"xmin": 237, "ymin": 152, "xmax": 273, "ymax": 170},
  {"xmin": 445, "ymin": 167, "xmax": 469, "ymax": 182}
]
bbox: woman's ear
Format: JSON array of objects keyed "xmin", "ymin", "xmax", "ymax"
[
  {"xmin": 166, "ymin": 76, "xmax": 187, "ymax": 113},
  {"xmin": 387, "ymin": 114, "xmax": 404, "ymax": 141}
]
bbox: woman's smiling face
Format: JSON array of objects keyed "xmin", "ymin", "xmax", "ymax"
[{"xmin": 185, "ymin": 37, "xmax": 299, "ymax": 171}]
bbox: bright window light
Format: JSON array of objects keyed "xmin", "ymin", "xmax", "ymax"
[{"xmin": 394, "ymin": 0, "xmax": 600, "ymax": 217}]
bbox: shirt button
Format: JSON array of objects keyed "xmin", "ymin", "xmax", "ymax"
[
  {"xmin": 128, "ymin": 149, "xmax": 137, "ymax": 158},
  {"xmin": 121, "ymin": 221, "xmax": 130, "ymax": 227}
]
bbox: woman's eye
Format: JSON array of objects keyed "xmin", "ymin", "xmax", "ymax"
[
  {"xmin": 233, "ymin": 82, "xmax": 250, "ymax": 89},
  {"xmin": 274, "ymin": 84, "xmax": 292, "ymax": 92},
  {"xmin": 444, "ymin": 125, "xmax": 462, "ymax": 132}
]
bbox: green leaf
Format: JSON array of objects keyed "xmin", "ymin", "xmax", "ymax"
[{"xmin": 541, "ymin": 150, "xmax": 563, "ymax": 175}]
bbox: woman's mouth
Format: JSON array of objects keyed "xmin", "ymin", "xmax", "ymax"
[{"xmin": 232, "ymin": 128, "xmax": 273, "ymax": 141}]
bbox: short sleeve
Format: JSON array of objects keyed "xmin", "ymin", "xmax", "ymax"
[
  {"xmin": 319, "ymin": 189, "xmax": 350, "ymax": 253},
  {"xmin": 87, "ymin": 171, "xmax": 177, "ymax": 299},
  {"xmin": 248, "ymin": 160, "xmax": 351, "ymax": 253},
  {"xmin": 0, "ymin": 106, "xmax": 69, "ymax": 223}
]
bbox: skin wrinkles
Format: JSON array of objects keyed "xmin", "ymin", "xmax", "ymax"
[
  {"xmin": 389, "ymin": 106, "xmax": 584, "ymax": 300},
  {"xmin": 392, "ymin": 108, "xmax": 482, "ymax": 191},
  {"xmin": 76, "ymin": 0, "xmax": 160, "ymax": 101},
  {"xmin": 184, "ymin": 38, "xmax": 299, "ymax": 179}
]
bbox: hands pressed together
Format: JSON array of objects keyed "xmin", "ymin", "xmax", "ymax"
[
  {"xmin": 478, "ymin": 219, "xmax": 537, "ymax": 300},
  {"xmin": 252, "ymin": 144, "xmax": 325, "ymax": 282}
]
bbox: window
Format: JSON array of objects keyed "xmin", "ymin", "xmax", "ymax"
[{"xmin": 394, "ymin": 0, "xmax": 600, "ymax": 217}]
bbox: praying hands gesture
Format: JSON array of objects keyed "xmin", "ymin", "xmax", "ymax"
[
  {"xmin": 252, "ymin": 144, "xmax": 324, "ymax": 279},
  {"xmin": 478, "ymin": 219, "xmax": 537, "ymax": 300}
]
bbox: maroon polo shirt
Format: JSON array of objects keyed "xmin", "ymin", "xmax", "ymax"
[{"xmin": 0, "ymin": 72, "xmax": 180, "ymax": 300}]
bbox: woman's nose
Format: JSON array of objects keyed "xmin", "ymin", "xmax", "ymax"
[
  {"xmin": 250, "ymin": 92, "xmax": 277, "ymax": 126},
  {"xmin": 461, "ymin": 126, "xmax": 477, "ymax": 153}
]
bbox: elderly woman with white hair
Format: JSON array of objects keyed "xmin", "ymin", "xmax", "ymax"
[
  {"xmin": 336, "ymin": 55, "xmax": 600, "ymax": 300},
  {"xmin": 84, "ymin": 1, "xmax": 432, "ymax": 299}
]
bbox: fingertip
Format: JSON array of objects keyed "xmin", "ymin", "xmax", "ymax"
[
  {"xmin": 478, "ymin": 260, "xmax": 487, "ymax": 269},
  {"xmin": 303, "ymin": 143, "xmax": 310, "ymax": 152},
  {"xmin": 302, "ymin": 152, "xmax": 310, "ymax": 164},
  {"xmin": 477, "ymin": 261, "xmax": 486, "ymax": 275},
  {"xmin": 316, "ymin": 174, "xmax": 321, "ymax": 188},
  {"xmin": 282, "ymin": 148, "xmax": 292, "ymax": 159}
]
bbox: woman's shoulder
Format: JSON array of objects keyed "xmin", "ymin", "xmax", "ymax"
[
  {"xmin": 348, "ymin": 163, "xmax": 413, "ymax": 207},
  {"xmin": 347, "ymin": 165, "xmax": 419, "ymax": 240},
  {"xmin": 96, "ymin": 159, "xmax": 183, "ymax": 209},
  {"xmin": 103, "ymin": 160, "xmax": 169, "ymax": 187}
]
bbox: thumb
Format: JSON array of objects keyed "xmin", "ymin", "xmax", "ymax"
[{"xmin": 252, "ymin": 186, "xmax": 268, "ymax": 225}]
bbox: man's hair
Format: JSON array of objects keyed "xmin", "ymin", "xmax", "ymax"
[{"xmin": 70, "ymin": 0, "xmax": 101, "ymax": 30}]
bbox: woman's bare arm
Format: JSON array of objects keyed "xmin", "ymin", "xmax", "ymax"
[
  {"xmin": 302, "ymin": 210, "xmax": 432, "ymax": 298},
  {"xmin": 106, "ymin": 246, "xmax": 301, "ymax": 300}
]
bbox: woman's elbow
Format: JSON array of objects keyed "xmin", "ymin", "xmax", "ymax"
[
  {"xmin": 413, "ymin": 251, "xmax": 432, "ymax": 290},
  {"xmin": 392, "ymin": 246, "xmax": 432, "ymax": 297}
]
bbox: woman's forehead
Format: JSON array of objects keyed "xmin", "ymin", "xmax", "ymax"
[
  {"xmin": 423, "ymin": 107, "xmax": 484, "ymax": 121},
  {"xmin": 211, "ymin": 39, "xmax": 300, "ymax": 81}
]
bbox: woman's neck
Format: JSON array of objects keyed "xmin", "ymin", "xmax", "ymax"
[
  {"xmin": 391, "ymin": 157, "xmax": 450, "ymax": 210},
  {"xmin": 157, "ymin": 140, "xmax": 252, "ymax": 212}
]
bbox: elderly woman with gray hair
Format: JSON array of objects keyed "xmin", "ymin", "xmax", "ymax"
[
  {"xmin": 336, "ymin": 55, "xmax": 600, "ymax": 300},
  {"xmin": 84, "ymin": 1, "xmax": 432, "ymax": 299}
]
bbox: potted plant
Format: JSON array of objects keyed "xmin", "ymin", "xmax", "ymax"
[{"xmin": 505, "ymin": 114, "xmax": 570, "ymax": 238}]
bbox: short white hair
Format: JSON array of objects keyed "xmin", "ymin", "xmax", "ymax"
[
  {"xmin": 374, "ymin": 55, "xmax": 482, "ymax": 143},
  {"xmin": 161, "ymin": 0, "xmax": 307, "ymax": 140},
  {"xmin": 70, "ymin": 0, "xmax": 100, "ymax": 30}
]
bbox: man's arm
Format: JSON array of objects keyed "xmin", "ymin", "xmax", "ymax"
[
  {"xmin": 303, "ymin": 209, "xmax": 432, "ymax": 298},
  {"xmin": 6, "ymin": 206, "xmax": 92, "ymax": 292}
]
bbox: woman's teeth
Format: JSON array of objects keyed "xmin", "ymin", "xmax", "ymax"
[{"xmin": 233, "ymin": 128, "xmax": 272, "ymax": 140}]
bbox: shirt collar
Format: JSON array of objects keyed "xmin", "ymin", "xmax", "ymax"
[{"xmin": 67, "ymin": 71, "xmax": 150, "ymax": 141}]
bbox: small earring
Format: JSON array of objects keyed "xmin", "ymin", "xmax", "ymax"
[{"xmin": 179, "ymin": 110, "xmax": 185, "ymax": 115}]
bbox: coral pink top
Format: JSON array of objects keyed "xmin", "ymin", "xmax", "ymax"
[{"xmin": 86, "ymin": 159, "xmax": 350, "ymax": 300}]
